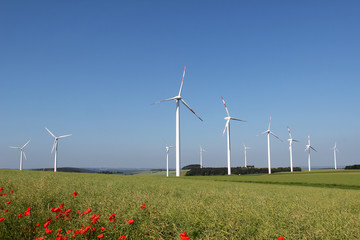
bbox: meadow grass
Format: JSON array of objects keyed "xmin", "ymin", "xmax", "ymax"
[
  {"xmin": 188, "ymin": 170, "xmax": 360, "ymax": 189},
  {"xmin": 0, "ymin": 169, "xmax": 359, "ymax": 239}
]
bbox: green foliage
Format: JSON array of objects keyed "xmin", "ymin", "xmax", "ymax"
[
  {"xmin": 186, "ymin": 167, "xmax": 301, "ymax": 176},
  {"xmin": 0, "ymin": 169, "xmax": 359, "ymax": 239},
  {"xmin": 345, "ymin": 164, "xmax": 360, "ymax": 169}
]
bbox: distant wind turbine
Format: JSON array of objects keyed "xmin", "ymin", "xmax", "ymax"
[
  {"xmin": 304, "ymin": 134, "xmax": 317, "ymax": 172},
  {"xmin": 287, "ymin": 126, "xmax": 299, "ymax": 172},
  {"xmin": 9, "ymin": 140, "xmax": 30, "ymax": 170},
  {"xmin": 332, "ymin": 143, "xmax": 339, "ymax": 170},
  {"xmin": 45, "ymin": 128, "xmax": 72, "ymax": 172},
  {"xmin": 258, "ymin": 115, "xmax": 282, "ymax": 174},
  {"xmin": 152, "ymin": 66, "xmax": 203, "ymax": 177},
  {"xmin": 243, "ymin": 144, "xmax": 251, "ymax": 167},
  {"xmin": 200, "ymin": 146, "xmax": 206, "ymax": 168},
  {"xmin": 221, "ymin": 96, "xmax": 245, "ymax": 175},
  {"xmin": 165, "ymin": 142, "xmax": 175, "ymax": 177}
]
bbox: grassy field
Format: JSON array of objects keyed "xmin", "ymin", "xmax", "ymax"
[{"xmin": 0, "ymin": 169, "xmax": 359, "ymax": 239}]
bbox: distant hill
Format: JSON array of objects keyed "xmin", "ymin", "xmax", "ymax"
[{"xmin": 31, "ymin": 167, "xmax": 98, "ymax": 173}]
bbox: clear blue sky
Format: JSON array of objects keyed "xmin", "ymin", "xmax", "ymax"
[{"xmin": 1, "ymin": 0, "xmax": 359, "ymax": 170}]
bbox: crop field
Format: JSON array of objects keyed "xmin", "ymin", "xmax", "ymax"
[{"xmin": 0, "ymin": 169, "xmax": 359, "ymax": 240}]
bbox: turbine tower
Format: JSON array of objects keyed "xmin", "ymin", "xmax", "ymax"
[
  {"xmin": 152, "ymin": 67, "xmax": 203, "ymax": 177},
  {"xmin": 287, "ymin": 126, "xmax": 299, "ymax": 172},
  {"xmin": 304, "ymin": 134, "xmax": 317, "ymax": 172},
  {"xmin": 243, "ymin": 144, "xmax": 251, "ymax": 168},
  {"xmin": 332, "ymin": 143, "xmax": 339, "ymax": 170},
  {"xmin": 46, "ymin": 128, "xmax": 72, "ymax": 172},
  {"xmin": 165, "ymin": 142, "xmax": 175, "ymax": 177},
  {"xmin": 258, "ymin": 115, "xmax": 282, "ymax": 174},
  {"xmin": 9, "ymin": 140, "xmax": 30, "ymax": 170},
  {"xmin": 200, "ymin": 146, "xmax": 206, "ymax": 168},
  {"xmin": 221, "ymin": 96, "xmax": 245, "ymax": 175}
]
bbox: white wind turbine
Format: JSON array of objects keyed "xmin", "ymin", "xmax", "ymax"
[
  {"xmin": 304, "ymin": 134, "xmax": 317, "ymax": 172},
  {"xmin": 165, "ymin": 142, "xmax": 175, "ymax": 177},
  {"xmin": 243, "ymin": 144, "xmax": 251, "ymax": 168},
  {"xmin": 221, "ymin": 96, "xmax": 245, "ymax": 175},
  {"xmin": 258, "ymin": 115, "xmax": 282, "ymax": 174},
  {"xmin": 332, "ymin": 143, "xmax": 339, "ymax": 170},
  {"xmin": 45, "ymin": 128, "xmax": 72, "ymax": 172},
  {"xmin": 9, "ymin": 140, "xmax": 30, "ymax": 170},
  {"xmin": 152, "ymin": 66, "xmax": 203, "ymax": 177},
  {"xmin": 199, "ymin": 146, "xmax": 206, "ymax": 168},
  {"xmin": 287, "ymin": 126, "xmax": 299, "ymax": 172}
]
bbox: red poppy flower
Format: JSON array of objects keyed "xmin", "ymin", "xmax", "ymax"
[
  {"xmin": 35, "ymin": 223, "xmax": 40, "ymax": 227},
  {"xmin": 140, "ymin": 204, "xmax": 146, "ymax": 209},
  {"xmin": 59, "ymin": 203, "xmax": 64, "ymax": 210},
  {"xmin": 101, "ymin": 227, "xmax": 106, "ymax": 231},
  {"xmin": 24, "ymin": 206, "xmax": 31, "ymax": 216},
  {"xmin": 0, "ymin": 218, "xmax": 4, "ymax": 221},
  {"xmin": 17, "ymin": 214, "xmax": 22, "ymax": 218},
  {"xmin": 45, "ymin": 228, "xmax": 53, "ymax": 234},
  {"xmin": 109, "ymin": 213, "xmax": 116, "ymax": 222},
  {"xmin": 118, "ymin": 236, "xmax": 127, "ymax": 240},
  {"xmin": 6, "ymin": 201, "xmax": 11, "ymax": 204},
  {"xmin": 10, "ymin": 190, "xmax": 14, "ymax": 193},
  {"xmin": 57, "ymin": 228, "xmax": 63, "ymax": 232},
  {"xmin": 0, "ymin": 188, "xmax": 3, "ymax": 191},
  {"xmin": 34, "ymin": 237, "xmax": 45, "ymax": 240},
  {"xmin": 4, "ymin": 209, "xmax": 8, "ymax": 213},
  {"xmin": 72, "ymin": 192, "xmax": 78, "ymax": 197},
  {"xmin": 180, "ymin": 231, "xmax": 190, "ymax": 240},
  {"xmin": 277, "ymin": 237, "xmax": 286, "ymax": 240},
  {"xmin": 97, "ymin": 234, "xmax": 104, "ymax": 239},
  {"xmin": 126, "ymin": 219, "xmax": 134, "ymax": 224},
  {"xmin": 44, "ymin": 221, "xmax": 50, "ymax": 227},
  {"xmin": 67, "ymin": 229, "xmax": 72, "ymax": 234},
  {"xmin": 92, "ymin": 227, "xmax": 96, "ymax": 231}
]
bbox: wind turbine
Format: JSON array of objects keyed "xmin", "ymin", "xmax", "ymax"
[
  {"xmin": 332, "ymin": 143, "xmax": 339, "ymax": 170},
  {"xmin": 199, "ymin": 146, "xmax": 206, "ymax": 168},
  {"xmin": 243, "ymin": 144, "xmax": 251, "ymax": 168},
  {"xmin": 165, "ymin": 142, "xmax": 175, "ymax": 177},
  {"xmin": 152, "ymin": 66, "xmax": 203, "ymax": 177},
  {"xmin": 9, "ymin": 140, "xmax": 30, "ymax": 170},
  {"xmin": 287, "ymin": 126, "xmax": 299, "ymax": 172},
  {"xmin": 221, "ymin": 96, "xmax": 245, "ymax": 175},
  {"xmin": 304, "ymin": 134, "xmax": 317, "ymax": 172},
  {"xmin": 45, "ymin": 128, "xmax": 72, "ymax": 172},
  {"xmin": 258, "ymin": 115, "xmax": 282, "ymax": 174}
]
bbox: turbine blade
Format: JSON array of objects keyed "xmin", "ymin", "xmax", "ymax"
[
  {"xmin": 58, "ymin": 134, "xmax": 72, "ymax": 139},
  {"xmin": 293, "ymin": 139, "xmax": 299, "ymax": 142},
  {"xmin": 304, "ymin": 146, "xmax": 309, "ymax": 152},
  {"xmin": 22, "ymin": 140, "xmax": 30, "ymax": 149},
  {"xmin": 45, "ymin": 128, "xmax": 56, "ymax": 138},
  {"xmin": 230, "ymin": 117, "xmax": 246, "ymax": 122},
  {"xmin": 151, "ymin": 97, "xmax": 176, "ymax": 105},
  {"xmin": 51, "ymin": 140, "xmax": 57, "ymax": 153},
  {"xmin": 270, "ymin": 132, "xmax": 282, "ymax": 141},
  {"xmin": 257, "ymin": 131, "xmax": 267, "ymax": 136},
  {"xmin": 221, "ymin": 96, "xmax": 230, "ymax": 117},
  {"xmin": 310, "ymin": 146, "xmax": 317, "ymax": 152},
  {"xmin": 287, "ymin": 126, "xmax": 292, "ymax": 139},
  {"xmin": 222, "ymin": 120, "xmax": 229, "ymax": 136},
  {"xmin": 268, "ymin": 115, "xmax": 272, "ymax": 130},
  {"xmin": 178, "ymin": 66, "xmax": 186, "ymax": 96},
  {"xmin": 22, "ymin": 151, "xmax": 27, "ymax": 160},
  {"xmin": 9, "ymin": 146, "xmax": 20, "ymax": 149},
  {"xmin": 180, "ymin": 99, "xmax": 203, "ymax": 121}
]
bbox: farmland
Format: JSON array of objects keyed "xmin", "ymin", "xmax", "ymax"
[{"xmin": 0, "ymin": 169, "xmax": 359, "ymax": 239}]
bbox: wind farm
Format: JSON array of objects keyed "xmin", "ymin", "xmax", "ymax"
[{"xmin": 1, "ymin": 1, "xmax": 360, "ymax": 239}]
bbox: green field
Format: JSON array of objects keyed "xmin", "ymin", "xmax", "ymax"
[{"xmin": 0, "ymin": 169, "xmax": 359, "ymax": 239}]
